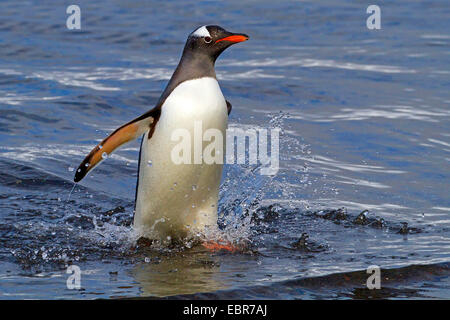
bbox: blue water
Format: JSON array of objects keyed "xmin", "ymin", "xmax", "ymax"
[{"xmin": 0, "ymin": 0, "xmax": 449, "ymax": 299}]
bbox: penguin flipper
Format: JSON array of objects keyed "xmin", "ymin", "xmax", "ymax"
[
  {"xmin": 74, "ymin": 109, "xmax": 159, "ymax": 182},
  {"xmin": 226, "ymin": 100, "xmax": 232, "ymax": 115}
]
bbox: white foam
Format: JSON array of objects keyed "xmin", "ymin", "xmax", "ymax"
[
  {"xmin": 0, "ymin": 91, "xmax": 62, "ymax": 106},
  {"xmin": 0, "ymin": 144, "xmax": 138, "ymax": 164},
  {"xmin": 224, "ymin": 57, "xmax": 416, "ymax": 74},
  {"xmin": 295, "ymin": 154, "xmax": 407, "ymax": 174},
  {"xmin": 191, "ymin": 25, "xmax": 210, "ymax": 38},
  {"xmin": 277, "ymin": 105, "xmax": 450, "ymax": 123},
  {"xmin": 22, "ymin": 67, "xmax": 172, "ymax": 92}
]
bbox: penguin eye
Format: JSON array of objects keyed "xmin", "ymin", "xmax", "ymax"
[{"xmin": 204, "ymin": 36, "xmax": 212, "ymax": 44}]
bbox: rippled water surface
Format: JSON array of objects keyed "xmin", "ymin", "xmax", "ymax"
[{"xmin": 0, "ymin": 1, "xmax": 449, "ymax": 299}]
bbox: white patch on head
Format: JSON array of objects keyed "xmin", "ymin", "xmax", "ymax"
[{"xmin": 191, "ymin": 25, "xmax": 210, "ymax": 38}]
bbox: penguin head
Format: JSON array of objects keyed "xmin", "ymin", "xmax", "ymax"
[{"xmin": 184, "ymin": 25, "xmax": 249, "ymax": 62}]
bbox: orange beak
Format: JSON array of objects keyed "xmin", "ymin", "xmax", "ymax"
[{"xmin": 215, "ymin": 34, "xmax": 249, "ymax": 44}]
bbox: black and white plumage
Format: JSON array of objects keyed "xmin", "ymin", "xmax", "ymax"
[{"xmin": 74, "ymin": 25, "xmax": 248, "ymax": 240}]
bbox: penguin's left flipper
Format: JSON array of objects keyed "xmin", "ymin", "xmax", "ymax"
[
  {"xmin": 226, "ymin": 100, "xmax": 232, "ymax": 115},
  {"xmin": 74, "ymin": 109, "xmax": 159, "ymax": 182}
]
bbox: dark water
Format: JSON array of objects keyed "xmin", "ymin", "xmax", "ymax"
[{"xmin": 1, "ymin": 0, "xmax": 449, "ymax": 299}]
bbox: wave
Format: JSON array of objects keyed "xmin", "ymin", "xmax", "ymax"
[
  {"xmin": 157, "ymin": 262, "xmax": 450, "ymax": 299},
  {"xmin": 223, "ymin": 58, "xmax": 416, "ymax": 74}
]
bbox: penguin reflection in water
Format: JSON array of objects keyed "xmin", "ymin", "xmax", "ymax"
[{"xmin": 74, "ymin": 26, "xmax": 248, "ymax": 249}]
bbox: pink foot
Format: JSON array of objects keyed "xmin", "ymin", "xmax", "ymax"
[{"xmin": 202, "ymin": 240, "xmax": 239, "ymax": 252}]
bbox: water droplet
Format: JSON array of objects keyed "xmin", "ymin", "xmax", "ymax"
[
  {"xmin": 102, "ymin": 152, "xmax": 108, "ymax": 159},
  {"xmin": 68, "ymin": 166, "xmax": 74, "ymax": 172}
]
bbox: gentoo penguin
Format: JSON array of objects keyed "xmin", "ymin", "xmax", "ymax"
[{"xmin": 74, "ymin": 25, "xmax": 248, "ymax": 242}]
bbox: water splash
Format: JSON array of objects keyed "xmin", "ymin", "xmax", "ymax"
[{"xmin": 67, "ymin": 182, "xmax": 77, "ymax": 202}]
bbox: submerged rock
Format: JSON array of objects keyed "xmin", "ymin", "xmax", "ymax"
[
  {"xmin": 314, "ymin": 207, "xmax": 348, "ymax": 223},
  {"xmin": 398, "ymin": 222, "xmax": 410, "ymax": 235},
  {"xmin": 292, "ymin": 233, "xmax": 309, "ymax": 249},
  {"xmin": 353, "ymin": 210, "xmax": 369, "ymax": 225},
  {"xmin": 291, "ymin": 233, "xmax": 327, "ymax": 253}
]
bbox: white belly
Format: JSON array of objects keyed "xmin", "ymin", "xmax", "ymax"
[{"xmin": 134, "ymin": 77, "xmax": 228, "ymax": 241}]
